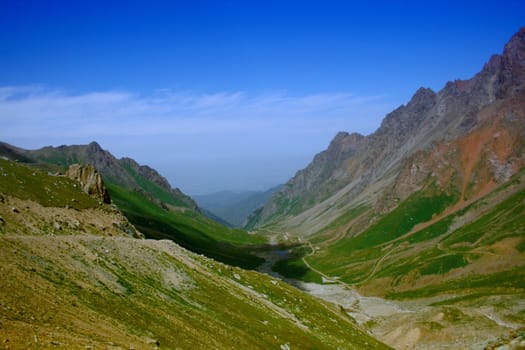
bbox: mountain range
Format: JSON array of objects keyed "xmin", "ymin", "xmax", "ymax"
[
  {"xmin": 253, "ymin": 27, "xmax": 525, "ymax": 233},
  {"xmin": 0, "ymin": 157, "xmax": 387, "ymax": 349},
  {"xmin": 0, "ymin": 27, "xmax": 524, "ymax": 349},
  {"xmin": 245, "ymin": 26, "xmax": 525, "ymax": 348}
]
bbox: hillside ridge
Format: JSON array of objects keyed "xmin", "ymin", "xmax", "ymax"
[{"xmin": 253, "ymin": 26, "xmax": 525, "ymax": 232}]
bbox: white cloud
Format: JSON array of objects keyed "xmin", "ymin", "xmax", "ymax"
[{"xmin": 0, "ymin": 85, "xmax": 390, "ymax": 139}]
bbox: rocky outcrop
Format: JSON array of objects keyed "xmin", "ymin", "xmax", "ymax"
[{"xmin": 66, "ymin": 164, "xmax": 111, "ymax": 204}]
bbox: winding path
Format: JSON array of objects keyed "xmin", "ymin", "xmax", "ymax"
[
  {"xmin": 301, "ymin": 241, "xmax": 357, "ymax": 289},
  {"xmin": 302, "ymin": 239, "xmax": 399, "ymax": 287}
]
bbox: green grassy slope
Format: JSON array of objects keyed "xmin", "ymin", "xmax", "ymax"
[
  {"xmin": 120, "ymin": 161, "xmax": 193, "ymax": 208},
  {"xmin": 303, "ymin": 176, "xmax": 525, "ymax": 298},
  {"xmin": 0, "ymin": 158, "xmax": 98, "ymax": 210},
  {"xmin": 107, "ymin": 182, "xmax": 266, "ymax": 269},
  {"xmin": 0, "ymin": 235, "xmax": 391, "ymax": 349},
  {"xmin": 0, "ymin": 158, "xmax": 390, "ymax": 350},
  {"xmin": 0, "ymin": 142, "xmax": 269, "ymax": 269},
  {"xmin": 307, "ymin": 183, "xmax": 459, "ymax": 278}
]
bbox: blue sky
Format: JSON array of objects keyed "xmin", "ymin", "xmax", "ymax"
[{"xmin": 1, "ymin": 1, "xmax": 524, "ymax": 194}]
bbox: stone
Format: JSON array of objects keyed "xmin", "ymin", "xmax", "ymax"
[{"xmin": 66, "ymin": 164, "xmax": 111, "ymax": 204}]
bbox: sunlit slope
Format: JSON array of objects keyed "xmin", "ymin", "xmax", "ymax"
[
  {"xmin": 305, "ymin": 171, "xmax": 525, "ymax": 300},
  {"xmin": 0, "ymin": 142, "xmax": 268, "ymax": 269},
  {"xmin": 252, "ymin": 28, "xmax": 525, "ymax": 238},
  {"xmin": 0, "ymin": 159, "xmax": 390, "ymax": 350}
]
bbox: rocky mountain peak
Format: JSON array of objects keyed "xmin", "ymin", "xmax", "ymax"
[
  {"xmin": 332, "ymin": 131, "xmax": 350, "ymax": 143},
  {"xmin": 329, "ymin": 132, "xmax": 364, "ymax": 149},
  {"xmin": 497, "ymin": 26, "xmax": 525, "ymax": 95},
  {"xmin": 407, "ymin": 87, "xmax": 436, "ymax": 108},
  {"xmin": 120, "ymin": 157, "xmax": 172, "ymax": 191},
  {"xmin": 502, "ymin": 26, "xmax": 525, "ymax": 65},
  {"xmin": 377, "ymin": 86, "xmax": 436, "ymax": 139},
  {"xmin": 87, "ymin": 141, "xmax": 103, "ymax": 154},
  {"xmin": 483, "ymin": 54, "xmax": 502, "ymax": 74}
]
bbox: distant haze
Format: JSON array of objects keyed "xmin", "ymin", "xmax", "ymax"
[{"xmin": 1, "ymin": 1, "xmax": 524, "ymax": 194}]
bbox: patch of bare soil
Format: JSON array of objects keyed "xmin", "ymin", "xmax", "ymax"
[
  {"xmin": 295, "ymin": 280, "xmax": 525, "ymax": 349},
  {"xmin": 0, "ymin": 196, "xmax": 141, "ymax": 238}
]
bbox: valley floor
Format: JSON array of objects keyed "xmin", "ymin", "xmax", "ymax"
[
  {"xmin": 297, "ymin": 280, "xmax": 524, "ymax": 350},
  {"xmin": 256, "ymin": 241, "xmax": 525, "ymax": 350}
]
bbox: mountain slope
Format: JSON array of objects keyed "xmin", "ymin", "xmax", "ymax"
[
  {"xmin": 0, "ymin": 158, "xmax": 390, "ymax": 349},
  {"xmin": 247, "ymin": 27, "xmax": 525, "ymax": 347},
  {"xmin": 0, "ymin": 142, "xmax": 267, "ymax": 268},
  {"xmin": 253, "ymin": 27, "xmax": 525, "ymax": 235},
  {"xmin": 239, "ymin": 28, "xmax": 525, "ymax": 349},
  {"xmin": 1, "ymin": 141, "xmax": 198, "ymax": 209}
]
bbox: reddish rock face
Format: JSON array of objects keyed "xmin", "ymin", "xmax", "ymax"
[{"xmin": 255, "ymin": 27, "xmax": 525, "ymax": 229}]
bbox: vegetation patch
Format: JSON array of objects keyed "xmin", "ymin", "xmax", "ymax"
[
  {"xmin": 387, "ymin": 268, "xmax": 525, "ymax": 300},
  {"xmin": 272, "ymin": 246, "xmax": 323, "ymax": 283},
  {"xmin": 120, "ymin": 162, "xmax": 191, "ymax": 208},
  {"xmin": 517, "ymin": 238, "xmax": 525, "ymax": 253},
  {"xmin": 419, "ymin": 254, "xmax": 468, "ymax": 275},
  {"xmin": 405, "ymin": 215, "xmax": 453, "ymax": 244},
  {"xmin": 443, "ymin": 188, "xmax": 525, "ymax": 247},
  {"xmin": 319, "ymin": 204, "xmax": 369, "ymax": 233},
  {"xmin": 343, "ymin": 188, "xmax": 458, "ymax": 251},
  {"xmin": 0, "ymin": 158, "xmax": 99, "ymax": 209},
  {"xmin": 106, "ymin": 182, "xmax": 266, "ymax": 269}
]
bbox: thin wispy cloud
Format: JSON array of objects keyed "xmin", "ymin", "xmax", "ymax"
[{"xmin": 0, "ymin": 85, "xmax": 389, "ymax": 139}]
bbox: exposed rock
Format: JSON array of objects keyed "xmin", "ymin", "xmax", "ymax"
[
  {"xmin": 254, "ymin": 26, "xmax": 525, "ymax": 231},
  {"xmin": 66, "ymin": 164, "xmax": 111, "ymax": 204}
]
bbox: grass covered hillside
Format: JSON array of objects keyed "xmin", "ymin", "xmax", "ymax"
[
  {"xmin": 266, "ymin": 172, "xmax": 525, "ymax": 349},
  {"xmin": 0, "ymin": 142, "xmax": 267, "ymax": 269},
  {"xmin": 0, "ymin": 158, "xmax": 390, "ymax": 349},
  {"xmin": 306, "ymin": 174, "xmax": 525, "ymax": 296}
]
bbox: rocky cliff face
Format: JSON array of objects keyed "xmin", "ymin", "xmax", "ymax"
[
  {"xmin": 254, "ymin": 27, "xmax": 525, "ymax": 232},
  {"xmin": 66, "ymin": 163, "xmax": 111, "ymax": 204}
]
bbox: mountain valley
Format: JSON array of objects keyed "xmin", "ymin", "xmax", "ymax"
[
  {"xmin": 248, "ymin": 27, "xmax": 525, "ymax": 348},
  {"xmin": 1, "ymin": 27, "xmax": 525, "ymax": 350}
]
